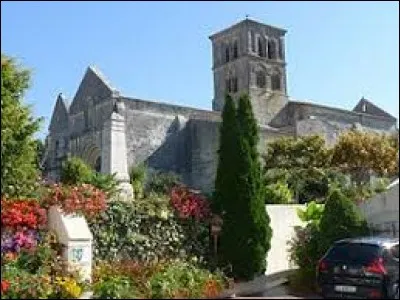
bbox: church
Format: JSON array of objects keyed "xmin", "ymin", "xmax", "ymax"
[{"xmin": 43, "ymin": 18, "xmax": 398, "ymax": 194}]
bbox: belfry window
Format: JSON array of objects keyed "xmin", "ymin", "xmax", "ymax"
[
  {"xmin": 258, "ymin": 37, "xmax": 265, "ymax": 57},
  {"xmin": 268, "ymin": 39, "xmax": 277, "ymax": 59},
  {"xmin": 256, "ymin": 72, "xmax": 266, "ymax": 88},
  {"xmin": 233, "ymin": 41, "xmax": 238, "ymax": 59},
  {"xmin": 225, "ymin": 47, "xmax": 230, "ymax": 63},
  {"xmin": 271, "ymin": 74, "xmax": 281, "ymax": 91}
]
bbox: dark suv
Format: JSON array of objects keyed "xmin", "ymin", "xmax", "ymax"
[{"xmin": 316, "ymin": 237, "xmax": 399, "ymax": 299}]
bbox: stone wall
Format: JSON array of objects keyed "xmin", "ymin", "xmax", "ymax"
[{"xmin": 358, "ymin": 179, "xmax": 399, "ymax": 238}]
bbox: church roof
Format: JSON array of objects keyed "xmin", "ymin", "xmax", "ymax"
[
  {"xmin": 353, "ymin": 97, "xmax": 396, "ymax": 121},
  {"xmin": 209, "ymin": 18, "xmax": 286, "ymax": 40}
]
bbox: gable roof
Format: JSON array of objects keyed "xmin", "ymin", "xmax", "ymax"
[
  {"xmin": 68, "ymin": 66, "xmax": 118, "ymax": 115},
  {"xmin": 49, "ymin": 93, "xmax": 70, "ymax": 133},
  {"xmin": 353, "ymin": 97, "xmax": 396, "ymax": 121}
]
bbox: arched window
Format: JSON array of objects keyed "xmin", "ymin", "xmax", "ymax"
[
  {"xmin": 232, "ymin": 77, "xmax": 238, "ymax": 92},
  {"xmin": 95, "ymin": 156, "xmax": 101, "ymax": 173},
  {"xmin": 271, "ymin": 74, "xmax": 281, "ymax": 91},
  {"xmin": 225, "ymin": 47, "xmax": 230, "ymax": 63},
  {"xmin": 233, "ymin": 41, "xmax": 238, "ymax": 59},
  {"xmin": 256, "ymin": 71, "xmax": 266, "ymax": 88},
  {"xmin": 268, "ymin": 39, "xmax": 277, "ymax": 59},
  {"xmin": 251, "ymin": 31, "xmax": 256, "ymax": 52},
  {"xmin": 258, "ymin": 37, "xmax": 265, "ymax": 57},
  {"xmin": 278, "ymin": 38, "xmax": 284, "ymax": 60}
]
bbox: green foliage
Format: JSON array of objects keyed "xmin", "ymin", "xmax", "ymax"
[
  {"xmin": 319, "ymin": 188, "xmax": 369, "ymax": 251},
  {"xmin": 93, "ymin": 275, "xmax": 136, "ymax": 299},
  {"xmin": 89, "ymin": 172, "xmax": 120, "ymax": 198},
  {"xmin": 129, "ymin": 163, "xmax": 147, "ymax": 199},
  {"xmin": 1, "ymin": 54, "xmax": 42, "ymax": 198},
  {"xmin": 60, "ymin": 157, "xmax": 92, "ymax": 185},
  {"xmin": 332, "ymin": 129, "xmax": 399, "ymax": 182},
  {"xmin": 60, "ymin": 156, "xmax": 119, "ymax": 197},
  {"xmin": 88, "ymin": 198, "xmax": 209, "ymax": 263},
  {"xmin": 288, "ymin": 187, "xmax": 369, "ymax": 292},
  {"xmin": 213, "ymin": 94, "xmax": 240, "ymax": 214},
  {"xmin": 264, "ymin": 181, "xmax": 293, "ymax": 204},
  {"xmin": 218, "ymin": 94, "xmax": 272, "ymax": 281},
  {"xmin": 146, "ymin": 170, "xmax": 181, "ymax": 195},
  {"xmin": 296, "ymin": 201, "xmax": 325, "ymax": 226},
  {"xmin": 263, "ymin": 135, "xmax": 332, "ymax": 170},
  {"xmin": 149, "ymin": 260, "xmax": 227, "ymax": 299}
]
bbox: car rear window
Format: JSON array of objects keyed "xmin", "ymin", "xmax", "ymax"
[{"xmin": 325, "ymin": 243, "xmax": 381, "ymax": 263}]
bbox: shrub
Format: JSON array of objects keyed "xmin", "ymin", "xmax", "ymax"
[
  {"xmin": 60, "ymin": 157, "xmax": 92, "ymax": 185},
  {"xmin": 1, "ymin": 198, "xmax": 47, "ymax": 229},
  {"xmin": 146, "ymin": 170, "xmax": 181, "ymax": 194},
  {"xmin": 89, "ymin": 172, "xmax": 120, "ymax": 198},
  {"xmin": 129, "ymin": 164, "xmax": 147, "ymax": 199},
  {"xmin": 264, "ymin": 181, "xmax": 293, "ymax": 204},
  {"xmin": 149, "ymin": 260, "xmax": 227, "ymax": 299},
  {"xmin": 41, "ymin": 183, "xmax": 107, "ymax": 219},
  {"xmin": 288, "ymin": 188, "xmax": 370, "ymax": 293},
  {"xmin": 88, "ymin": 200, "xmax": 191, "ymax": 262},
  {"xmin": 319, "ymin": 188, "xmax": 369, "ymax": 251},
  {"xmin": 170, "ymin": 186, "xmax": 211, "ymax": 220},
  {"xmin": 93, "ymin": 275, "xmax": 135, "ymax": 299}
]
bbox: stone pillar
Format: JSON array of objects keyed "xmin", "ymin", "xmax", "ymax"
[
  {"xmin": 101, "ymin": 108, "xmax": 133, "ymax": 200},
  {"xmin": 248, "ymin": 30, "xmax": 252, "ymax": 53},
  {"xmin": 265, "ymin": 36, "xmax": 269, "ymax": 58}
]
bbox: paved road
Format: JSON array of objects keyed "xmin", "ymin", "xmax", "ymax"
[{"xmin": 236, "ymin": 284, "xmax": 321, "ymax": 299}]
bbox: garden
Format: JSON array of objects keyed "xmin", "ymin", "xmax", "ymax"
[{"xmin": 2, "ymin": 52, "xmax": 398, "ymax": 299}]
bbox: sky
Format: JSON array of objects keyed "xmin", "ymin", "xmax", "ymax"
[{"xmin": 1, "ymin": 1, "xmax": 399, "ymax": 139}]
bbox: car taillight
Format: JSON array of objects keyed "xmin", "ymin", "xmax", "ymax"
[
  {"xmin": 318, "ymin": 259, "xmax": 328, "ymax": 273},
  {"xmin": 365, "ymin": 258, "xmax": 387, "ymax": 275}
]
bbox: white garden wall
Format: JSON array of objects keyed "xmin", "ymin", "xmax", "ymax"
[
  {"xmin": 358, "ymin": 178, "xmax": 399, "ymax": 238},
  {"xmin": 265, "ymin": 204, "xmax": 305, "ymax": 276}
]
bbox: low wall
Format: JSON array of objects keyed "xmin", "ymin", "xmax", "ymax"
[
  {"xmin": 358, "ymin": 179, "xmax": 399, "ymax": 238},
  {"xmin": 265, "ymin": 204, "xmax": 305, "ymax": 276}
]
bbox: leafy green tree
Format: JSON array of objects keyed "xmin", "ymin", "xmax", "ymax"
[
  {"xmin": 213, "ymin": 94, "xmax": 239, "ymax": 214},
  {"xmin": 332, "ymin": 129, "xmax": 399, "ymax": 184},
  {"xmin": 1, "ymin": 54, "xmax": 42, "ymax": 197},
  {"xmin": 222, "ymin": 94, "xmax": 271, "ymax": 280},
  {"xmin": 129, "ymin": 163, "xmax": 147, "ymax": 199}
]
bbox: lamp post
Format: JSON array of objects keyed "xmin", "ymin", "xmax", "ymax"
[{"xmin": 210, "ymin": 214, "xmax": 223, "ymax": 267}]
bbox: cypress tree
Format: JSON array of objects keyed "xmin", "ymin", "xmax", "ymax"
[
  {"xmin": 233, "ymin": 94, "xmax": 272, "ymax": 280},
  {"xmin": 213, "ymin": 94, "xmax": 239, "ymax": 214}
]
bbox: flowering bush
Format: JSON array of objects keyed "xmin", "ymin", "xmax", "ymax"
[
  {"xmin": 170, "ymin": 186, "xmax": 211, "ymax": 220},
  {"xmin": 1, "ymin": 198, "xmax": 47, "ymax": 229},
  {"xmin": 41, "ymin": 183, "xmax": 107, "ymax": 219}
]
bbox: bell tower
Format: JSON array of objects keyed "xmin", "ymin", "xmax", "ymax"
[{"xmin": 209, "ymin": 18, "xmax": 289, "ymax": 126}]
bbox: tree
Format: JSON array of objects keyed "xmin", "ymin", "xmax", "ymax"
[
  {"xmin": 319, "ymin": 187, "xmax": 369, "ymax": 252},
  {"xmin": 213, "ymin": 94, "xmax": 239, "ymax": 214},
  {"xmin": 263, "ymin": 135, "xmax": 332, "ymax": 170},
  {"xmin": 1, "ymin": 54, "xmax": 42, "ymax": 198},
  {"xmin": 263, "ymin": 135, "xmax": 334, "ymax": 203},
  {"xmin": 332, "ymin": 129, "xmax": 399, "ymax": 184},
  {"xmin": 222, "ymin": 94, "xmax": 271, "ymax": 280}
]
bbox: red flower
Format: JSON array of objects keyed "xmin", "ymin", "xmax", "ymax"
[
  {"xmin": 1, "ymin": 280, "xmax": 10, "ymax": 294},
  {"xmin": 170, "ymin": 186, "xmax": 211, "ymax": 220}
]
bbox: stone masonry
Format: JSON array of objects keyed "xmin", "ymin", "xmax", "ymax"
[{"xmin": 43, "ymin": 18, "xmax": 398, "ymax": 194}]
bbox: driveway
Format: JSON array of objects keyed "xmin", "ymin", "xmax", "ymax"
[{"xmin": 235, "ymin": 283, "xmax": 322, "ymax": 299}]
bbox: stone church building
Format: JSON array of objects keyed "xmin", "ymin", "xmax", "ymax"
[{"xmin": 43, "ymin": 18, "xmax": 398, "ymax": 194}]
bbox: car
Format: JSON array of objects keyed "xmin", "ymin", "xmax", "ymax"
[{"xmin": 316, "ymin": 236, "xmax": 399, "ymax": 299}]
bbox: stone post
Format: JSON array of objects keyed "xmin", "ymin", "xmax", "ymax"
[{"xmin": 101, "ymin": 105, "xmax": 133, "ymax": 200}]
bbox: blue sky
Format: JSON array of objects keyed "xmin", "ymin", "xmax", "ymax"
[{"xmin": 1, "ymin": 1, "xmax": 399, "ymax": 139}]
